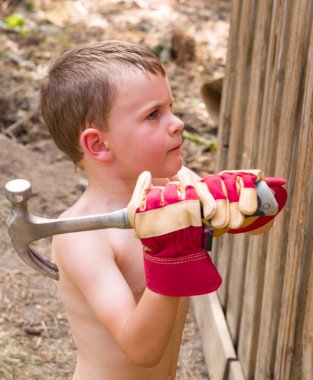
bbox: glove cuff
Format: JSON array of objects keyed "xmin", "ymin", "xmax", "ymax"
[{"xmin": 143, "ymin": 249, "xmax": 222, "ymax": 296}]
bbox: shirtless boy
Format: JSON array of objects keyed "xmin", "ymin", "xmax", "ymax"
[{"xmin": 40, "ymin": 40, "xmax": 286, "ymax": 380}]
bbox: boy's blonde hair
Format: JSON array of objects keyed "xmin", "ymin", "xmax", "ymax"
[{"xmin": 40, "ymin": 40, "xmax": 166, "ymax": 164}]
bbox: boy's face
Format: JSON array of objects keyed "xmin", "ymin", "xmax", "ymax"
[{"xmin": 106, "ymin": 70, "xmax": 184, "ymax": 179}]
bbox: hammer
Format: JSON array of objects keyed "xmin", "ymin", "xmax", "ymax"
[
  {"xmin": 5, "ymin": 179, "xmax": 131, "ymax": 281},
  {"xmin": 5, "ymin": 178, "xmax": 278, "ymax": 281}
]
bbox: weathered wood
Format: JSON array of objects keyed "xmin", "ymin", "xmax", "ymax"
[
  {"xmin": 216, "ymin": 0, "xmax": 242, "ymax": 170},
  {"xmin": 299, "ymin": 44, "xmax": 313, "ymax": 370},
  {"xmin": 241, "ymin": 0, "xmax": 274, "ymax": 167},
  {"xmin": 198, "ymin": 0, "xmax": 313, "ymax": 379},
  {"xmin": 257, "ymin": 0, "xmax": 292, "ymax": 174},
  {"xmin": 254, "ymin": 215, "xmax": 289, "ymax": 380},
  {"xmin": 237, "ymin": 235, "xmax": 268, "ymax": 379},
  {"xmin": 302, "ymin": 250, "xmax": 313, "ymax": 380},
  {"xmin": 254, "ymin": 1, "xmax": 293, "ymax": 377},
  {"xmin": 226, "ymin": 0, "xmax": 257, "ymax": 169},
  {"xmin": 274, "ymin": 2, "xmax": 313, "ymax": 376},
  {"xmin": 213, "ymin": 0, "xmax": 243, "ymax": 307},
  {"xmin": 228, "ymin": 361, "xmax": 245, "ymax": 380},
  {"xmin": 225, "ymin": 235, "xmax": 248, "ymax": 345},
  {"xmin": 192, "ymin": 293, "xmax": 237, "ymax": 380},
  {"xmin": 215, "ymin": 0, "xmax": 259, "ymax": 311},
  {"xmin": 226, "ymin": 2, "xmax": 274, "ymax": 366},
  {"xmin": 216, "ymin": 234, "xmax": 234, "ymax": 308}
]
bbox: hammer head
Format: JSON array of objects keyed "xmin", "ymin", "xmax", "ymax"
[{"xmin": 5, "ymin": 179, "xmax": 59, "ymax": 280}]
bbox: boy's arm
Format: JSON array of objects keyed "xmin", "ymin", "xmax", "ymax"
[{"xmin": 53, "ymin": 231, "xmax": 180, "ymax": 367}]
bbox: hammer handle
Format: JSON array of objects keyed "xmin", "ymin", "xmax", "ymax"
[{"xmin": 28, "ymin": 208, "xmax": 131, "ymax": 241}]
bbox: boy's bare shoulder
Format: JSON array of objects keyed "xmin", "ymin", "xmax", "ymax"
[
  {"xmin": 52, "ymin": 227, "xmax": 114, "ymax": 284},
  {"xmin": 57, "ymin": 193, "xmax": 92, "ymax": 219},
  {"xmin": 51, "ymin": 194, "xmax": 115, "ymax": 282}
]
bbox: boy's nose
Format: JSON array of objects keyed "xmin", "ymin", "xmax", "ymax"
[{"xmin": 169, "ymin": 115, "xmax": 184, "ymax": 135}]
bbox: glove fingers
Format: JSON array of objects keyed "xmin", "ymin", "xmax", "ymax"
[
  {"xmin": 221, "ymin": 172, "xmax": 258, "ymax": 217},
  {"xmin": 203, "ymin": 176, "xmax": 229, "ymax": 228},
  {"xmin": 228, "ymin": 202, "xmax": 245, "ymax": 229},
  {"xmin": 145, "ymin": 187, "xmax": 164, "ymax": 210},
  {"xmin": 220, "ymin": 169, "xmax": 264, "ymax": 180},
  {"xmin": 194, "ymin": 181, "xmax": 216, "ymax": 220},
  {"xmin": 128, "ymin": 171, "xmax": 152, "ymax": 227},
  {"xmin": 265, "ymin": 177, "xmax": 287, "ymax": 186},
  {"xmin": 228, "ymin": 184, "xmax": 287, "ymax": 234},
  {"xmin": 177, "ymin": 166, "xmax": 199, "ymax": 186},
  {"xmin": 211, "ymin": 199, "xmax": 229, "ymax": 228},
  {"xmin": 206, "ymin": 175, "xmax": 228, "ymax": 200},
  {"xmin": 221, "ymin": 175, "xmax": 240, "ymax": 202},
  {"xmin": 162, "ymin": 182, "xmax": 184, "ymax": 205},
  {"xmin": 238, "ymin": 176, "xmax": 258, "ymax": 215}
]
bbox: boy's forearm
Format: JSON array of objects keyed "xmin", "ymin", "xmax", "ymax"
[{"xmin": 118, "ymin": 289, "xmax": 181, "ymax": 367}]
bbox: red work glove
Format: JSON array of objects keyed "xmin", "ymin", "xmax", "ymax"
[
  {"xmin": 227, "ymin": 176, "xmax": 287, "ymax": 234},
  {"xmin": 194, "ymin": 170, "xmax": 287, "ymax": 235},
  {"xmin": 128, "ymin": 171, "xmax": 222, "ymax": 297}
]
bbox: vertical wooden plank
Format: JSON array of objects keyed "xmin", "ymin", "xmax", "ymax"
[
  {"xmin": 237, "ymin": 234, "xmax": 269, "ymax": 379},
  {"xmin": 226, "ymin": 0, "xmax": 257, "ymax": 169},
  {"xmin": 289, "ymin": 180, "xmax": 313, "ymax": 380},
  {"xmin": 215, "ymin": 234, "xmax": 235, "ymax": 308},
  {"xmin": 213, "ymin": 0, "xmax": 243, "ymax": 309},
  {"xmin": 241, "ymin": 0, "xmax": 274, "ymax": 167},
  {"xmin": 302, "ymin": 250, "xmax": 313, "ymax": 380},
  {"xmin": 228, "ymin": 361, "xmax": 245, "ymax": 380},
  {"xmin": 254, "ymin": 214, "xmax": 289, "ymax": 380},
  {"xmin": 254, "ymin": 0, "xmax": 294, "ymax": 378},
  {"xmin": 192, "ymin": 294, "xmax": 237, "ymax": 380},
  {"xmin": 225, "ymin": 235, "xmax": 248, "ymax": 344},
  {"xmin": 275, "ymin": 138, "xmax": 313, "ymax": 380},
  {"xmin": 257, "ymin": 0, "xmax": 292, "ymax": 174},
  {"xmin": 225, "ymin": 0, "xmax": 273, "ymax": 353},
  {"xmin": 274, "ymin": 2, "xmax": 313, "ymax": 375},
  {"xmin": 215, "ymin": 0, "xmax": 258, "ymax": 310},
  {"xmin": 216, "ymin": 0, "xmax": 242, "ymax": 171},
  {"xmin": 272, "ymin": 0, "xmax": 310, "ymax": 186}
]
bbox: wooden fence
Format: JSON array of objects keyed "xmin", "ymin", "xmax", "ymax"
[{"xmin": 193, "ymin": 0, "xmax": 313, "ymax": 379}]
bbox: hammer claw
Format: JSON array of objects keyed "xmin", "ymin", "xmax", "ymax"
[{"xmin": 28, "ymin": 246, "xmax": 59, "ymax": 280}]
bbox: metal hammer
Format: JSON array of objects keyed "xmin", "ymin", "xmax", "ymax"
[
  {"xmin": 5, "ymin": 179, "xmax": 131, "ymax": 281},
  {"xmin": 5, "ymin": 178, "xmax": 278, "ymax": 281}
]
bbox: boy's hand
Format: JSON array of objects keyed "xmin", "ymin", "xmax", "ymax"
[
  {"xmin": 194, "ymin": 170, "xmax": 287, "ymax": 236},
  {"xmin": 127, "ymin": 171, "xmax": 222, "ymax": 297},
  {"xmin": 226, "ymin": 176, "xmax": 287, "ymax": 235},
  {"xmin": 195, "ymin": 170, "xmax": 264, "ymax": 229}
]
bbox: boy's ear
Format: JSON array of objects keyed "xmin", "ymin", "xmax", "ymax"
[{"xmin": 80, "ymin": 128, "xmax": 112, "ymax": 162}]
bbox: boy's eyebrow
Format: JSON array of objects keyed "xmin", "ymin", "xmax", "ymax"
[{"xmin": 141, "ymin": 97, "xmax": 175, "ymax": 112}]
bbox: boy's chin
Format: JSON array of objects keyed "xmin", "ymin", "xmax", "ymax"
[{"xmin": 149, "ymin": 161, "xmax": 183, "ymax": 179}]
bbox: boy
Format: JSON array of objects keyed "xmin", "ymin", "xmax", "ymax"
[{"xmin": 40, "ymin": 40, "xmax": 285, "ymax": 380}]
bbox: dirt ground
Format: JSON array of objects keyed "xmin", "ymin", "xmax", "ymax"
[{"xmin": 0, "ymin": 1, "xmax": 230, "ymax": 379}]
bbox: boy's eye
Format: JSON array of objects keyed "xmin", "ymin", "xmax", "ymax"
[{"xmin": 147, "ymin": 110, "xmax": 159, "ymax": 120}]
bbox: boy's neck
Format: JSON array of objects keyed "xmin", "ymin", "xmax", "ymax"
[
  {"xmin": 80, "ymin": 159, "xmax": 172, "ymax": 209},
  {"xmin": 85, "ymin": 172, "xmax": 137, "ymax": 205}
]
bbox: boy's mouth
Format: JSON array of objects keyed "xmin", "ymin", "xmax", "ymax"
[
  {"xmin": 168, "ymin": 138, "xmax": 182, "ymax": 152},
  {"xmin": 168, "ymin": 144, "xmax": 181, "ymax": 152}
]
